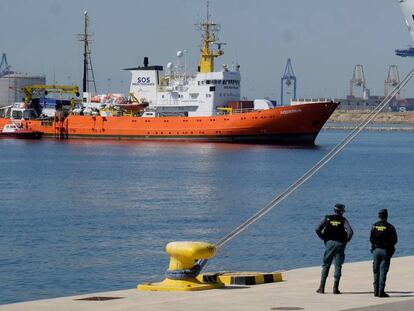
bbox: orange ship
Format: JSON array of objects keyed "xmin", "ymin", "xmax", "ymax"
[
  {"xmin": 0, "ymin": 12, "xmax": 338, "ymax": 145},
  {"xmin": 0, "ymin": 100, "xmax": 336, "ymax": 144}
]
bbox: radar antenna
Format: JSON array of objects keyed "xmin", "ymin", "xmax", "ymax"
[
  {"xmin": 196, "ymin": 1, "xmax": 225, "ymax": 73},
  {"xmin": 207, "ymin": 0, "xmax": 210, "ymax": 22}
]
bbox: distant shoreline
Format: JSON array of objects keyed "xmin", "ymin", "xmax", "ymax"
[
  {"xmin": 323, "ymin": 125, "xmax": 414, "ymax": 131},
  {"xmin": 324, "ymin": 111, "xmax": 414, "ymax": 131},
  {"xmin": 329, "ymin": 110, "xmax": 414, "ymax": 124}
]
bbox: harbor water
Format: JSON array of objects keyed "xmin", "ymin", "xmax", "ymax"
[{"xmin": 1, "ymin": 130, "xmax": 414, "ymax": 304}]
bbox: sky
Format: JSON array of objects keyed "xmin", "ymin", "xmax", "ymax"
[{"xmin": 1, "ymin": 0, "xmax": 414, "ymax": 100}]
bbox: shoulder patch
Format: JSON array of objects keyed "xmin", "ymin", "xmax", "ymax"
[{"xmin": 329, "ymin": 220, "xmax": 342, "ymax": 226}]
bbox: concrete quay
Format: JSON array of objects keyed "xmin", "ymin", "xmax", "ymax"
[{"xmin": 2, "ymin": 256, "xmax": 414, "ymax": 311}]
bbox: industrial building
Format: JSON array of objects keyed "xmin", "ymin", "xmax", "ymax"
[{"xmin": 0, "ymin": 53, "xmax": 46, "ymax": 107}]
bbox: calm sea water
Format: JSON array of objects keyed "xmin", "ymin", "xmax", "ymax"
[{"xmin": 1, "ymin": 131, "xmax": 414, "ymax": 304}]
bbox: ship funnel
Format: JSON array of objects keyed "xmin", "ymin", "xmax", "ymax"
[{"xmin": 144, "ymin": 57, "xmax": 149, "ymax": 67}]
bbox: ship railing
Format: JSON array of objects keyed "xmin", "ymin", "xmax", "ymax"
[
  {"xmin": 291, "ymin": 98, "xmax": 336, "ymax": 104},
  {"xmin": 217, "ymin": 108, "xmax": 256, "ymax": 115},
  {"xmin": 232, "ymin": 108, "xmax": 256, "ymax": 114}
]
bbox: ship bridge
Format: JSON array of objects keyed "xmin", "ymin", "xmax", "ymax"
[{"xmin": 127, "ymin": 57, "xmax": 241, "ymax": 117}]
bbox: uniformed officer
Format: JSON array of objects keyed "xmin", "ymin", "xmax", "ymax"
[
  {"xmin": 315, "ymin": 203, "xmax": 353, "ymax": 294},
  {"xmin": 370, "ymin": 209, "xmax": 398, "ymax": 298}
]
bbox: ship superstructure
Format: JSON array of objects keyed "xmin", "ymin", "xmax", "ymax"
[
  {"xmin": 127, "ymin": 57, "xmax": 242, "ymax": 117},
  {"xmin": 126, "ymin": 11, "xmax": 247, "ymax": 117}
]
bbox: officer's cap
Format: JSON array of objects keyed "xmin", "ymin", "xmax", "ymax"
[
  {"xmin": 378, "ymin": 209, "xmax": 388, "ymax": 219},
  {"xmin": 334, "ymin": 203, "xmax": 346, "ymax": 212}
]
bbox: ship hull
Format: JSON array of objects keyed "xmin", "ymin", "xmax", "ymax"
[
  {"xmin": 0, "ymin": 131, "xmax": 43, "ymax": 139},
  {"xmin": 58, "ymin": 133, "xmax": 318, "ymax": 144},
  {"xmin": 0, "ymin": 101, "xmax": 338, "ymax": 145}
]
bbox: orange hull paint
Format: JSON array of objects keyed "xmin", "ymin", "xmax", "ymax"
[{"xmin": 0, "ymin": 102, "xmax": 338, "ymax": 144}]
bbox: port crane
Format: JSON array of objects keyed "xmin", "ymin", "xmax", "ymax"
[
  {"xmin": 384, "ymin": 65, "xmax": 401, "ymax": 100},
  {"xmin": 280, "ymin": 58, "xmax": 297, "ymax": 105},
  {"xmin": 349, "ymin": 65, "xmax": 370, "ymax": 99},
  {"xmin": 0, "ymin": 53, "xmax": 13, "ymax": 76}
]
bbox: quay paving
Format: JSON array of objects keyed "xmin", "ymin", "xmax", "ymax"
[{"xmin": 2, "ymin": 256, "xmax": 414, "ymax": 311}]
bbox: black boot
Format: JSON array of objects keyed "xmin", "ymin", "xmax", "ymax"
[
  {"xmin": 333, "ymin": 278, "xmax": 341, "ymax": 294},
  {"xmin": 374, "ymin": 285, "xmax": 379, "ymax": 297},
  {"xmin": 373, "ymin": 277, "xmax": 379, "ymax": 297},
  {"xmin": 316, "ymin": 278, "xmax": 326, "ymax": 294},
  {"xmin": 378, "ymin": 291, "xmax": 389, "ymax": 298}
]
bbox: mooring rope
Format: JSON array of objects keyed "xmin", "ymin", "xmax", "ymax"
[{"xmin": 195, "ymin": 68, "xmax": 414, "ymax": 271}]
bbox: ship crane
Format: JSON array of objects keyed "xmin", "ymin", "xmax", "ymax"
[
  {"xmin": 21, "ymin": 84, "xmax": 80, "ymax": 107},
  {"xmin": 280, "ymin": 58, "xmax": 297, "ymax": 105},
  {"xmin": 384, "ymin": 65, "xmax": 401, "ymax": 100},
  {"xmin": 349, "ymin": 64, "xmax": 370, "ymax": 100}
]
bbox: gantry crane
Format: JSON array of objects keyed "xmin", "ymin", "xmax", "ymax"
[
  {"xmin": 384, "ymin": 65, "xmax": 401, "ymax": 100},
  {"xmin": 280, "ymin": 58, "xmax": 297, "ymax": 105},
  {"xmin": 349, "ymin": 65, "xmax": 370, "ymax": 99},
  {"xmin": 0, "ymin": 53, "xmax": 13, "ymax": 76}
]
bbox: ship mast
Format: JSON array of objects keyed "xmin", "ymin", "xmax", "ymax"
[
  {"xmin": 198, "ymin": 1, "xmax": 224, "ymax": 73},
  {"xmin": 78, "ymin": 11, "xmax": 97, "ymax": 100}
]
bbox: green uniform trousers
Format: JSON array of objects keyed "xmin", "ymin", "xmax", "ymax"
[
  {"xmin": 321, "ymin": 240, "xmax": 346, "ymax": 280},
  {"xmin": 372, "ymin": 248, "xmax": 391, "ymax": 293}
]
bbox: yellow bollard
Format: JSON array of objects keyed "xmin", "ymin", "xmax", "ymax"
[{"xmin": 138, "ymin": 241, "xmax": 224, "ymax": 291}]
